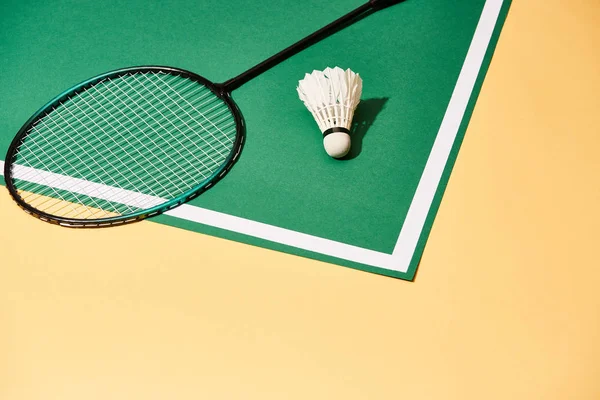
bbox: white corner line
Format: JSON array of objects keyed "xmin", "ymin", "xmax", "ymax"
[
  {"xmin": 389, "ymin": 0, "xmax": 504, "ymax": 272},
  {"xmin": 0, "ymin": 0, "xmax": 504, "ymax": 275}
]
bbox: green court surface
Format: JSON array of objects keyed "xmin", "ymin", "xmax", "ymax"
[{"xmin": 0, "ymin": 0, "xmax": 511, "ymax": 279}]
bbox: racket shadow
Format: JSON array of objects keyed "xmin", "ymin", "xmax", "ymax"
[{"xmin": 342, "ymin": 97, "xmax": 389, "ymax": 160}]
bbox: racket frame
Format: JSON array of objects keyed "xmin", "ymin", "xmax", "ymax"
[{"xmin": 4, "ymin": 66, "xmax": 245, "ymax": 228}]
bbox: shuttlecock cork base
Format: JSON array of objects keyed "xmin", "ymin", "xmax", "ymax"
[
  {"xmin": 322, "ymin": 127, "xmax": 351, "ymax": 159},
  {"xmin": 297, "ymin": 67, "xmax": 363, "ymax": 159}
]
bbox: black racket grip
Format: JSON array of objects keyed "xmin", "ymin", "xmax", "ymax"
[{"xmin": 369, "ymin": 0, "xmax": 405, "ymax": 10}]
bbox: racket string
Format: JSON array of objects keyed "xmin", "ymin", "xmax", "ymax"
[
  {"xmin": 15, "ymin": 124, "xmax": 131, "ymax": 215},
  {"xmin": 145, "ymin": 73, "xmax": 234, "ymax": 150},
  {"xmin": 22, "ymin": 95, "xmax": 167, "ymax": 198},
  {"xmin": 114, "ymin": 75, "xmax": 226, "ymax": 174},
  {"xmin": 91, "ymin": 78, "xmax": 211, "ymax": 185},
  {"xmin": 133, "ymin": 76, "xmax": 233, "ymax": 160},
  {"xmin": 12, "ymin": 163, "xmax": 163, "ymax": 219},
  {"xmin": 72, "ymin": 83, "xmax": 189, "ymax": 197},
  {"xmin": 16, "ymin": 135, "xmax": 163, "ymax": 216},
  {"xmin": 107, "ymin": 75, "xmax": 230, "ymax": 170},
  {"xmin": 41, "ymin": 102, "xmax": 156, "ymax": 210},
  {"xmin": 11, "ymin": 71, "xmax": 238, "ymax": 220},
  {"xmin": 13, "ymin": 150, "xmax": 106, "ymax": 217},
  {"xmin": 25, "ymin": 75, "xmax": 229, "ymax": 191},
  {"xmin": 14, "ymin": 152, "xmax": 137, "ymax": 218}
]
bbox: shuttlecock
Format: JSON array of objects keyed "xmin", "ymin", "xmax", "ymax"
[{"xmin": 297, "ymin": 67, "xmax": 362, "ymax": 158}]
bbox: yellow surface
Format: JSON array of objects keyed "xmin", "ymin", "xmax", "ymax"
[{"xmin": 1, "ymin": 1, "xmax": 599, "ymax": 398}]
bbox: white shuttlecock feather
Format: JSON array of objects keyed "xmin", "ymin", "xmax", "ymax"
[{"xmin": 297, "ymin": 67, "xmax": 362, "ymax": 158}]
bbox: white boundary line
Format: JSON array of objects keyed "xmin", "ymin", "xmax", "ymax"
[
  {"xmin": 389, "ymin": 0, "xmax": 504, "ymax": 271},
  {"xmin": 0, "ymin": 0, "xmax": 504, "ymax": 274}
]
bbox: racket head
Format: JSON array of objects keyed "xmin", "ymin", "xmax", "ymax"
[{"xmin": 4, "ymin": 66, "xmax": 244, "ymax": 227}]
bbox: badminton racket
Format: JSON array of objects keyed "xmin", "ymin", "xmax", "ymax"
[{"xmin": 4, "ymin": 0, "xmax": 402, "ymax": 227}]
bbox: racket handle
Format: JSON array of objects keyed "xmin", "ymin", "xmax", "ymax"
[{"xmin": 369, "ymin": 0, "xmax": 404, "ymax": 9}]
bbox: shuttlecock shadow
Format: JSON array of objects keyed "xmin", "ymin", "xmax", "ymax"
[{"xmin": 341, "ymin": 97, "xmax": 389, "ymax": 160}]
